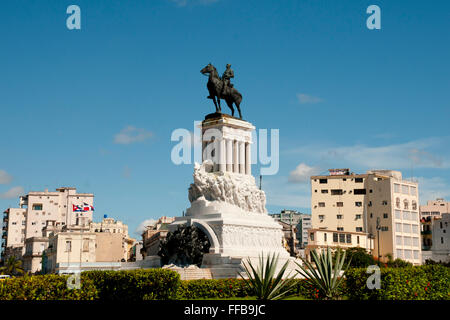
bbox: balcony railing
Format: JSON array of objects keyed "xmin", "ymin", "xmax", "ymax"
[{"xmin": 421, "ymin": 230, "xmax": 432, "ymax": 235}]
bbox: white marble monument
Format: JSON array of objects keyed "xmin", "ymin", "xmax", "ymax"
[{"xmin": 169, "ymin": 113, "xmax": 297, "ymax": 278}]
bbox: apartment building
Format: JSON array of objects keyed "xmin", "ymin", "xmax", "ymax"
[
  {"xmin": 269, "ymin": 210, "xmax": 311, "ymax": 248},
  {"xmin": 310, "ymin": 168, "xmax": 421, "ymax": 265},
  {"xmin": 430, "ymin": 213, "xmax": 450, "ymax": 263},
  {"xmin": 420, "ymin": 198, "xmax": 450, "ymax": 218},
  {"xmin": 1, "ymin": 187, "xmax": 94, "ymax": 261}
]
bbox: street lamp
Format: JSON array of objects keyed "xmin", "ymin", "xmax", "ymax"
[{"xmin": 376, "ymin": 217, "xmax": 381, "ymax": 266}]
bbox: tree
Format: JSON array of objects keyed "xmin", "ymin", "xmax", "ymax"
[
  {"xmin": 158, "ymin": 225, "xmax": 210, "ymax": 267},
  {"xmin": 241, "ymin": 253, "xmax": 297, "ymax": 300},
  {"xmin": 335, "ymin": 247, "xmax": 376, "ymax": 268},
  {"xmin": 296, "ymin": 247, "xmax": 350, "ymax": 299},
  {"xmin": 0, "ymin": 256, "xmax": 25, "ymax": 276}
]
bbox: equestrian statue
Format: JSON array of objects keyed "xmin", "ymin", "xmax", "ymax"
[{"xmin": 200, "ymin": 63, "xmax": 243, "ymax": 119}]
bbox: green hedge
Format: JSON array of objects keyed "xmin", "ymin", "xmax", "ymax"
[
  {"xmin": 177, "ymin": 278, "xmax": 251, "ymax": 299},
  {"xmin": 0, "ymin": 274, "xmax": 98, "ymax": 300},
  {"xmin": 345, "ymin": 265, "xmax": 450, "ymax": 300},
  {"xmin": 1, "ymin": 266, "xmax": 448, "ymax": 300},
  {"xmin": 82, "ymin": 269, "xmax": 180, "ymax": 300}
]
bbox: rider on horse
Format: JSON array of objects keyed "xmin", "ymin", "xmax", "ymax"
[{"xmin": 221, "ymin": 64, "xmax": 234, "ymax": 97}]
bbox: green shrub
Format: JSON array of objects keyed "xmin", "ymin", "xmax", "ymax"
[
  {"xmin": 177, "ymin": 279, "xmax": 251, "ymax": 299},
  {"xmin": 0, "ymin": 274, "xmax": 98, "ymax": 300},
  {"xmin": 345, "ymin": 265, "xmax": 450, "ymax": 300},
  {"xmin": 83, "ymin": 269, "xmax": 180, "ymax": 300}
]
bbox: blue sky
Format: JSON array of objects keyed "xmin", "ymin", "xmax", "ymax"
[{"xmin": 1, "ymin": 0, "xmax": 449, "ymax": 237}]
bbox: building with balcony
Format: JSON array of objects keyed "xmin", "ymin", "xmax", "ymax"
[
  {"xmin": 1, "ymin": 187, "xmax": 94, "ymax": 261},
  {"xmin": 309, "ymin": 168, "xmax": 421, "ymax": 265}
]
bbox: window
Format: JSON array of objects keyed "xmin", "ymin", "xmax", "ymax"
[
  {"xmin": 382, "ymin": 200, "xmax": 388, "ymax": 205},
  {"xmin": 355, "ymin": 178, "xmax": 364, "ymax": 183},
  {"xmin": 337, "ymin": 227, "xmax": 344, "ymax": 231},
  {"xmin": 396, "ymin": 197, "xmax": 401, "ymax": 208},
  {"xmin": 354, "ymin": 189, "xmax": 366, "ymax": 195},
  {"xmin": 404, "ymin": 237, "xmax": 411, "ymax": 246},
  {"xmin": 346, "ymin": 234, "xmax": 352, "ymax": 243},
  {"xmin": 413, "ymin": 250, "xmax": 419, "ymax": 259},
  {"xmin": 370, "ymin": 213, "xmax": 373, "ymax": 218},
  {"xmin": 383, "ymin": 213, "xmax": 388, "ymax": 219},
  {"xmin": 339, "ymin": 234, "xmax": 345, "ymax": 243},
  {"xmin": 401, "ymin": 185, "xmax": 409, "ymax": 195},
  {"xmin": 355, "ymin": 202, "xmax": 362, "ymax": 207},
  {"xmin": 403, "ymin": 211, "xmax": 410, "ymax": 220},
  {"xmin": 319, "ymin": 179, "xmax": 327, "ymax": 184},
  {"xmin": 324, "ymin": 233, "xmax": 327, "ymax": 242},
  {"xmin": 394, "ymin": 183, "xmax": 400, "ymax": 193},
  {"xmin": 310, "ymin": 233, "xmax": 314, "ymax": 241},
  {"xmin": 32, "ymin": 204, "xmax": 43, "ymax": 210},
  {"xmin": 357, "ymin": 236, "xmax": 360, "ymax": 244},
  {"xmin": 356, "ymin": 227, "xmax": 363, "ymax": 232},
  {"xmin": 412, "ymin": 201, "xmax": 417, "ymax": 210},
  {"xmin": 412, "ymin": 237, "xmax": 419, "ymax": 247},
  {"xmin": 83, "ymin": 239, "xmax": 90, "ymax": 252},
  {"xmin": 333, "ymin": 233, "xmax": 338, "ymax": 242},
  {"xmin": 396, "ymin": 236, "xmax": 402, "ymax": 245},
  {"xmin": 395, "ymin": 210, "xmax": 401, "ymax": 219},
  {"xmin": 412, "ymin": 225, "xmax": 419, "ymax": 234},
  {"xmin": 368, "ymin": 201, "xmax": 372, "ymax": 207},
  {"xmin": 331, "ymin": 189, "xmax": 343, "ymax": 195},
  {"xmin": 337, "ymin": 215, "xmax": 343, "ymax": 219},
  {"xmin": 318, "ymin": 215, "xmax": 325, "ymax": 220},
  {"xmin": 381, "ymin": 226, "xmax": 389, "ymax": 231},
  {"xmin": 403, "ymin": 224, "xmax": 411, "ymax": 233},
  {"xmin": 321, "ymin": 190, "xmax": 328, "ymax": 194},
  {"xmin": 403, "ymin": 200, "xmax": 409, "ymax": 210},
  {"xmin": 65, "ymin": 241, "xmax": 72, "ymax": 252},
  {"xmin": 396, "ymin": 249, "xmax": 403, "ymax": 259},
  {"xmin": 441, "ymin": 237, "xmax": 444, "ymax": 244},
  {"xmin": 318, "ymin": 202, "xmax": 325, "ymax": 208},
  {"xmin": 355, "ymin": 214, "xmax": 362, "ymax": 220},
  {"xmin": 336, "ymin": 202, "xmax": 343, "ymax": 207}
]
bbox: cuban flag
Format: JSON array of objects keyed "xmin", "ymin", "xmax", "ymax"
[
  {"xmin": 72, "ymin": 204, "xmax": 82, "ymax": 212},
  {"xmin": 82, "ymin": 203, "xmax": 94, "ymax": 212}
]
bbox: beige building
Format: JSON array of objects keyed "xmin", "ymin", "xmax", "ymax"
[
  {"xmin": 43, "ymin": 217, "xmax": 135, "ymax": 273},
  {"xmin": 2, "ymin": 187, "xmax": 94, "ymax": 261},
  {"xmin": 420, "ymin": 198, "xmax": 450, "ymax": 218},
  {"xmin": 310, "ymin": 168, "xmax": 421, "ymax": 265},
  {"xmin": 142, "ymin": 216, "xmax": 175, "ymax": 257},
  {"xmin": 307, "ymin": 229, "xmax": 373, "ymax": 257}
]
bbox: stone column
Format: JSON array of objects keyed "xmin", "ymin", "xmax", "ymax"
[
  {"xmin": 245, "ymin": 142, "xmax": 251, "ymax": 175},
  {"xmin": 239, "ymin": 141, "xmax": 245, "ymax": 174},
  {"xmin": 226, "ymin": 139, "xmax": 233, "ymax": 172},
  {"xmin": 233, "ymin": 140, "xmax": 239, "ymax": 173},
  {"xmin": 219, "ymin": 138, "xmax": 226, "ymax": 172}
]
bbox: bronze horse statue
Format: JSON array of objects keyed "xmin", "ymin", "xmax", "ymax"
[{"xmin": 200, "ymin": 63, "xmax": 243, "ymax": 119}]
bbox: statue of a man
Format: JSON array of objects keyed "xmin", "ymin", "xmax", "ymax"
[{"xmin": 221, "ymin": 64, "xmax": 234, "ymax": 97}]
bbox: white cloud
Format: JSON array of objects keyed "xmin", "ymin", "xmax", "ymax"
[
  {"xmin": 0, "ymin": 170, "xmax": 13, "ymax": 184},
  {"xmin": 285, "ymin": 137, "xmax": 449, "ymax": 170},
  {"xmin": 263, "ymin": 176, "xmax": 311, "ymax": 209},
  {"xmin": 415, "ymin": 176, "xmax": 450, "ymax": 205},
  {"xmin": 114, "ymin": 126, "xmax": 153, "ymax": 145},
  {"xmin": 0, "ymin": 186, "xmax": 24, "ymax": 199},
  {"xmin": 288, "ymin": 163, "xmax": 321, "ymax": 183},
  {"xmin": 134, "ymin": 219, "xmax": 158, "ymax": 236},
  {"xmin": 296, "ymin": 93, "xmax": 323, "ymax": 104}
]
